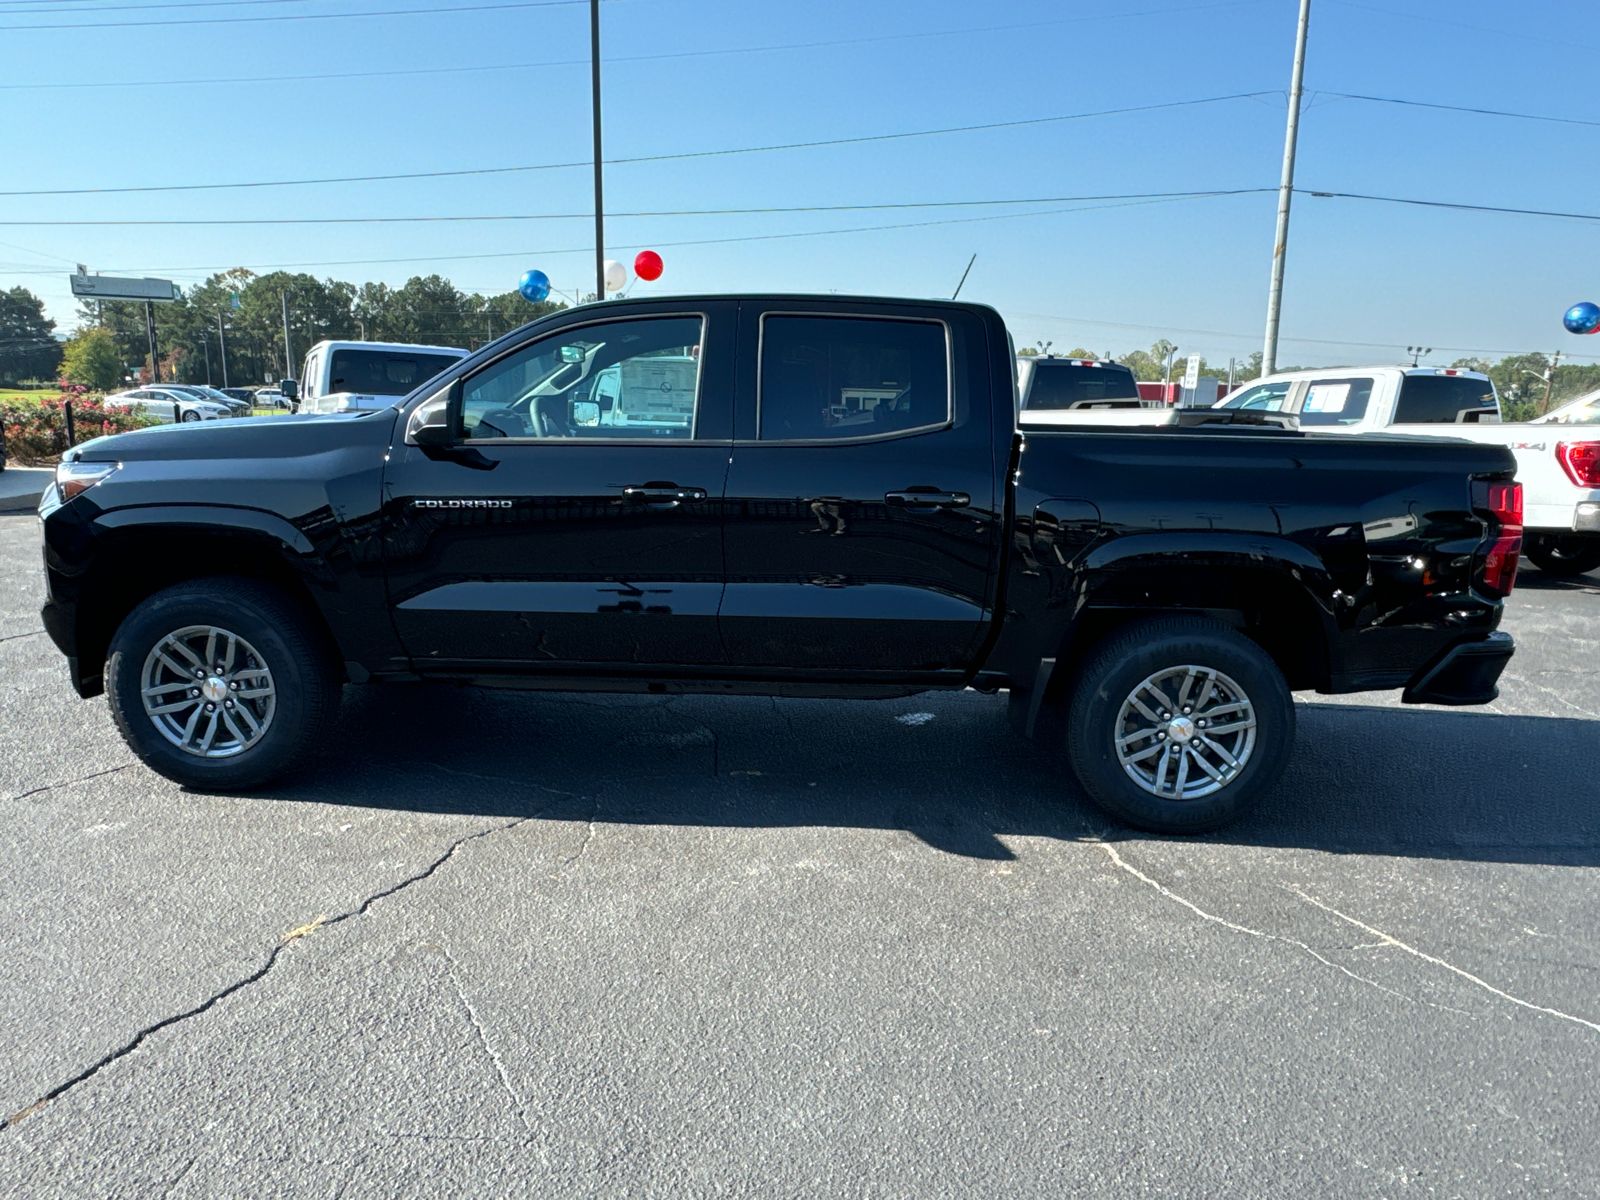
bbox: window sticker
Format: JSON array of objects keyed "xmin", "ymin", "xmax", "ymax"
[{"xmin": 1304, "ymin": 383, "xmax": 1350, "ymax": 414}]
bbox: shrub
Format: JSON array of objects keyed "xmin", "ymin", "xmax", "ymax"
[{"xmin": 1, "ymin": 394, "xmax": 152, "ymax": 464}]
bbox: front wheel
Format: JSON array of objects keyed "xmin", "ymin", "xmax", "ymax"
[
  {"xmin": 1525, "ymin": 534, "xmax": 1600, "ymax": 577},
  {"xmin": 106, "ymin": 577, "xmax": 340, "ymax": 790},
  {"xmin": 1065, "ymin": 617, "xmax": 1295, "ymax": 834},
  {"xmin": 180, "ymin": 409, "xmax": 202, "ymax": 423}
]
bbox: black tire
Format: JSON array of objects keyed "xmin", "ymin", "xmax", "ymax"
[
  {"xmin": 180, "ymin": 409, "xmax": 201, "ymax": 423},
  {"xmin": 1065, "ymin": 616, "xmax": 1295, "ymax": 834},
  {"xmin": 1524, "ymin": 534, "xmax": 1600, "ymax": 577},
  {"xmin": 106, "ymin": 577, "xmax": 340, "ymax": 791}
]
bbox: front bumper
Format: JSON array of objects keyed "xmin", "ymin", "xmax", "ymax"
[{"xmin": 1402, "ymin": 631, "xmax": 1514, "ymax": 706}]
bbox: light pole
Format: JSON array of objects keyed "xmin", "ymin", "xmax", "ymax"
[
  {"xmin": 280, "ymin": 290, "xmax": 294, "ymax": 381},
  {"xmin": 1406, "ymin": 345, "xmax": 1432, "ymax": 367},
  {"xmin": 590, "ymin": 0, "xmax": 606, "ymax": 303},
  {"xmin": 1262, "ymin": 0, "xmax": 1312, "ymax": 377},
  {"xmin": 217, "ymin": 311, "xmax": 229, "ymax": 388}
]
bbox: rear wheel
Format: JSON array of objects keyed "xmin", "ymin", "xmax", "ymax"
[
  {"xmin": 107, "ymin": 577, "xmax": 340, "ymax": 790},
  {"xmin": 1525, "ymin": 534, "xmax": 1600, "ymax": 577},
  {"xmin": 1065, "ymin": 617, "xmax": 1294, "ymax": 834}
]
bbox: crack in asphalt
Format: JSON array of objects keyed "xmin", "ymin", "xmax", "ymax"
[
  {"xmin": 437, "ymin": 941, "xmax": 532, "ymax": 1131},
  {"xmin": 1092, "ymin": 839, "xmax": 1477, "ymax": 1019},
  {"xmin": 1291, "ymin": 887, "xmax": 1600, "ymax": 1035},
  {"xmin": 4, "ymin": 764, "xmax": 135, "ymax": 803},
  {"xmin": 0, "ymin": 628, "xmax": 43, "ymax": 645},
  {"xmin": 560, "ymin": 798, "xmax": 601, "ymax": 870},
  {"xmin": 0, "ymin": 811, "xmax": 552, "ymax": 1133}
]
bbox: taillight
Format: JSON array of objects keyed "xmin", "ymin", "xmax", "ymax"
[
  {"xmin": 1556, "ymin": 441, "xmax": 1600, "ymax": 489},
  {"xmin": 1471, "ymin": 479, "xmax": 1522, "ymax": 596}
]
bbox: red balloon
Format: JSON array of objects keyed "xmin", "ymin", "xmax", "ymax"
[{"xmin": 633, "ymin": 250, "xmax": 663, "ymax": 282}]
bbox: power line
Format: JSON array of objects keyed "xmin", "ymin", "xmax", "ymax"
[
  {"xmin": 1300, "ymin": 188, "xmax": 1600, "ymax": 224},
  {"xmin": 0, "ymin": 0, "xmax": 591, "ymax": 31},
  {"xmin": 113, "ymin": 191, "xmax": 1248, "ymax": 276},
  {"xmin": 0, "ymin": 0, "xmax": 343, "ymax": 13},
  {"xmin": 1321, "ymin": 91, "xmax": 1600, "ymax": 130},
  {"xmin": 0, "ymin": 189, "xmax": 1276, "ymax": 225},
  {"xmin": 0, "ymin": 1, "xmax": 1268, "ymax": 87},
  {"xmin": 0, "ymin": 94, "xmax": 1277, "ymax": 198}
]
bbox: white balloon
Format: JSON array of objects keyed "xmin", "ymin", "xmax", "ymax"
[{"xmin": 603, "ymin": 259, "xmax": 627, "ymax": 293}]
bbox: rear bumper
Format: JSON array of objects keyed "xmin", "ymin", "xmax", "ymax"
[{"xmin": 1402, "ymin": 631, "xmax": 1514, "ymax": 706}]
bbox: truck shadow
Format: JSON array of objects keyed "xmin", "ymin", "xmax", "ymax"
[
  {"xmin": 275, "ymin": 685, "xmax": 1600, "ymax": 868},
  {"xmin": 1512, "ymin": 570, "xmax": 1600, "ymax": 596}
]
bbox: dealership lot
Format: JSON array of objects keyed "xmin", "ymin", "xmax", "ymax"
[{"xmin": 0, "ymin": 511, "xmax": 1596, "ymax": 1196}]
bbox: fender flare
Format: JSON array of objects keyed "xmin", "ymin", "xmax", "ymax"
[{"xmin": 94, "ymin": 504, "xmax": 320, "ymax": 560}]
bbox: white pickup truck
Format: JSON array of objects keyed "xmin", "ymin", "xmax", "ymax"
[
  {"xmin": 294, "ymin": 339, "xmax": 469, "ymax": 414},
  {"xmin": 1209, "ymin": 366, "xmax": 1600, "ymax": 577}
]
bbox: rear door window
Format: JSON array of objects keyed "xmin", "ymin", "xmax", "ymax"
[
  {"xmin": 1394, "ymin": 374, "xmax": 1497, "ymax": 423},
  {"xmin": 1297, "ymin": 377, "xmax": 1374, "ymax": 426},
  {"xmin": 1022, "ymin": 363, "xmax": 1140, "ymax": 409},
  {"xmin": 758, "ymin": 315, "xmax": 949, "ymax": 440}
]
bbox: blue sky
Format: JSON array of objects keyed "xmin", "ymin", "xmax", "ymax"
[{"xmin": 5, "ymin": 0, "xmax": 1600, "ymax": 367}]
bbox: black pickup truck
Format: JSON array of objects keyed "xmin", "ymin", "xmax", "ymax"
[{"xmin": 37, "ymin": 295, "xmax": 1521, "ymax": 832}]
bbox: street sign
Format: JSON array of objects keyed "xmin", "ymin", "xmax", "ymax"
[
  {"xmin": 230, "ymin": 293, "xmax": 241, "ymax": 310},
  {"xmin": 1182, "ymin": 353, "xmax": 1202, "ymax": 391},
  {"xmin": 68, "ymin": 273, "xmax": 179, "ymax": 302}
]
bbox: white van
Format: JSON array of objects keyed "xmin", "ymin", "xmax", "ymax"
[{"xmin": 296, "ymin": 340, "xmax": 469, "ymax": 414}]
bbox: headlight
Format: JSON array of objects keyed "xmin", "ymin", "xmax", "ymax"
[{"xmin": 56, "ymin": 460, "xmax": 119, "ymax": 502}]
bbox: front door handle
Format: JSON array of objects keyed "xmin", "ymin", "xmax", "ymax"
[
  {"xmin": 622, "ymin": 484, "xmax": 708, "ymax": 509},
  {"xmin": 885, "ymin": 489, "xmax": 970, "ymax": 509}
]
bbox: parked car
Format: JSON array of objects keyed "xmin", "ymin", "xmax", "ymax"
[
  {"xmin": 102, "ymin": 386, "xmax": 233, "ymax": 423},
  {"xmin": 39, "ymin": 295, "xmax": 1520, "ymax": 833},
  {"xmin": 1213, "ymin": 366, "xmax": 1600, "ymax": 577},
  {"xmin": 217, "ymin": 388, "xmax": 257, "ymax": 407},
  {"xmin": 294, "ymin": 339, "xmax": 468, "ymax": 414},
  {"xmin": 253, "ymin": 386, "xmax": 291, "ymax": 410},
  {"xmin": 153, "ymin": 383, "xmax": 251, "ymax": 418}
]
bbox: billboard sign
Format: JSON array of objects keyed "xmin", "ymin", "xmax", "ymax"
[{"xmin": 69, "ymin": 273, "xmax": 179, "ymax": 302}]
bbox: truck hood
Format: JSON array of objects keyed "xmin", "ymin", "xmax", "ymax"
[{"xmin": 67, "ymin": 409, "xmax": 398, "ymax": 464}]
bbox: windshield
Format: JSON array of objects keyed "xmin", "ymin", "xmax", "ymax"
[
  {"xmin": 1538, "ymin": 393, "xmax": 1600, "ymax": 424},
  {"xmin": 1022, "ymin": 362, "xmax": 1140, "ymax": 409},
  {"xmin": 328, "ymin": 348, "xmax": 461, "ymax": 396},
  {"xmin": 1217, "ymin": 380, "xmax": 1294, "ymax": 411}
]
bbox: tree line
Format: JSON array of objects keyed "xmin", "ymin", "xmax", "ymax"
[{"xmin": 44, "ymin": 269, "xmax": 565, "ymax": 391}]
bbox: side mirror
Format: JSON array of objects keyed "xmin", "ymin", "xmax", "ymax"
[
  {"xmin": 406, "ymin": 383, "xmax": 456, "ymax": 446},
  {"xmin": 280, "ymin": 378, "xmax": 299, "ymax": 402},
  {"xmin": 571, "ymin": 399, "xmax": 600, "ymax": 427},
  {"xmin": 560, "ymin": 345, "xmax": 585, "ymax": 364}
]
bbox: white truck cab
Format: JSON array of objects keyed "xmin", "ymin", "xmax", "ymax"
[{"xmin": 296, "ymin": 340, "xmax": 469, "ymax": 414}]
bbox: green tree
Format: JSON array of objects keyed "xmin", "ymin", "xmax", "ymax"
[
  {"xmin": 0, "ymin": 286, "xmax": 61, "ymax": 383},
  {"xmin": 59, "ymin": 327, "xmax": 124, "ymax": 391}
]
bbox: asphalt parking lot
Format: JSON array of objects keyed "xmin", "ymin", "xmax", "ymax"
[{"xmin": 0, "ymin": 511, "xmax": 1596, "ymax": 1198}]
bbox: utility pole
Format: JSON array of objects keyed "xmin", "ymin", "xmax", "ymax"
[
  {"xmin": 1542, "ymin": 350, "xmax": 1564, "ymax": 415},
  {"xmin": 144, "ymin": 300, "xmax": 161, "ymax": 383},
  {"xmin": 201, "ymin": 330, "xmax": 212, "ymax": 384},
  {"xmin": 590, "ymin": 0, "xmax": 606, "ymax": 302},
  {"xmin": 1262, "ymin": 0, "xmax": 1312, "ymax": 377},
  {"xmin": 217, "ymin": 312, "xmax": 229, "ymax": 388},
  {"xmin": 280, "ymin": 290, "xmax": 294, "ymax": 380}
]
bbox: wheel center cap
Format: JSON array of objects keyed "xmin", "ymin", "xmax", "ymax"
[
  {"xmin": 1167, "ymin": 715, "xmax": 1196, "ymax": 743},
  {"xmin": 201, "ymin": 675, "xmax": 228, "ymax": 703}
]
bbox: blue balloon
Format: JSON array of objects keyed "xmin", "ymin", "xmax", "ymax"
[
  {"xmin": 1563, "ymin": 301, "xmax": 1600, "ymax": 335},
  {"xmin": 518, "ymin": 269, "xmax": 551, "ymax": 304}
]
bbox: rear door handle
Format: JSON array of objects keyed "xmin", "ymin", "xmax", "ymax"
[
  {"xmin": 622, "ymin": 484, "xmax": 707, "ymax": 507},
  {"xmin": 885, "ymin": 490, "xmax": 970, "ymax": 509}
]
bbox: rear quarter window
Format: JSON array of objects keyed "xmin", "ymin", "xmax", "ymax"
[
  {"xmin": 1023, "ymin": 363, "xmax": 1140, "ymax": 409},
  {"xmin": 1394, "ymin": 375, "xmax": 1497, "ymax": 423}
]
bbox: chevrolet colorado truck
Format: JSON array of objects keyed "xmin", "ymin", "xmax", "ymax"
[{"xmin": 37, "ymin": 296, "xmax": 1521, "ymax": 833}]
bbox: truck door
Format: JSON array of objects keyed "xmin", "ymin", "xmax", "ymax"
[
  {"xmin": 381, "ymin": 304, "xmax": 734, "ymax": 670},
  {"xmin": 719, "ymin": 302, "xmax": 1001, "ymax": 673}
]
